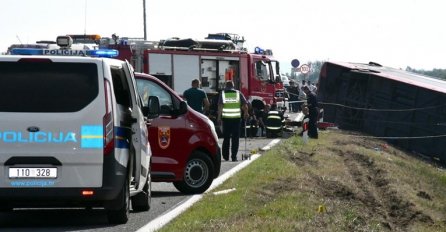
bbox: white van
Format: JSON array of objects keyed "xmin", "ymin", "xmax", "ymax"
[
  {"xmin": 0, "ymin": 42, "xmax": 159, "ymax": 224},
  {"xmin": 281, "ymin": 75, "xmax": 290, "ymax": 87}
]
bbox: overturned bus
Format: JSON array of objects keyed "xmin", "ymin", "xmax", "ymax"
[{"xmin": 317, "ymin": 61, "xmax": 446, "ymax": 162}]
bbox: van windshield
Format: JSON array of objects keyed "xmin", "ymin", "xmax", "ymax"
[{"xmin": 0, "ymin": 61, "xmax": 98, "ymax": 112}]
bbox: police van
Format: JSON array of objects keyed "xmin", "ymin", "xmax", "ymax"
[{"xmin": 0, "ymin": 36, "xmax": 159, "ymax": 224}]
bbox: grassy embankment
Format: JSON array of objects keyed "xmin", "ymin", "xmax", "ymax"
[{"xmin": 160, "ymin": 129, "xmax": 446, "ymax": 232}]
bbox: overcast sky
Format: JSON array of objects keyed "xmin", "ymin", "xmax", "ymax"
[{"xmin": 1, "ymin": 0, "xmax": 445, "ymax": 72}]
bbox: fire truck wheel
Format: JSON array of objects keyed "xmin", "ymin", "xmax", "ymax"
[{"xmin": 173, "ymin": 151, "xmax": 214, "ymax": 194}]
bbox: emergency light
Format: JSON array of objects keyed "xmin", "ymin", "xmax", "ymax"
[
  {"xmin": 10, "ymin": 48, "xmax": 44, "ymax": 56},
  {"xmin": 10, "ymin": 48, "xmax": 119, "ymax": 58},
  {"xmin": 254, "ymin": 46, "xmax": 273, "ymax": 55},
  {"xmin": 88, "ymin": 49, "xmax": 119, "ymax": 57},
  {"xmin": 56, "ymin": 36, "xmax": 73, "ymax": 48},
  {"xmin": 254, "ymin": 46, "xmax": 264, "ymax": 54},
  {"xmin": 67, "ymin": 34, "xmax": 101, "ymax": 44}
]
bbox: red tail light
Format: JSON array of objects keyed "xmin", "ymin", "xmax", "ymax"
[
  {"xmin": 103, "ymin": 80, "xmax": 114, "ymax": 155},
  {"xmin": 82, "ymin": 190, "xmax": 94, "ymax": 197}
]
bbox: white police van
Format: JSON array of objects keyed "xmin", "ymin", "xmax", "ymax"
[{"xmin": 0, "ymin": 36, "xmax": 159, "ymax": 224}]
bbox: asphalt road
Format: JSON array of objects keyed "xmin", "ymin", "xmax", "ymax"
[{"xmin": 0, "ymin": 136, "xmax": 286, "ymax": 232}]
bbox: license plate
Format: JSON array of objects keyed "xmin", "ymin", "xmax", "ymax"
[{"xmin": 9, "ymin": 168, "xmax": 57, "ymax": 178}]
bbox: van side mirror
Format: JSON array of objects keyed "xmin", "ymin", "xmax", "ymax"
[
  {"xmin": 177, "ymin": 100, "xmax": 188, "ymax": 115},
  {"xmin": 145, "ymin": 96, "xmax": 160, "ymax": 119}
]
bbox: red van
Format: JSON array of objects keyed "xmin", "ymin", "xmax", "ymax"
[{"xmin": 135, "ymin": 72, "xmax": 221, "ymax": 194}]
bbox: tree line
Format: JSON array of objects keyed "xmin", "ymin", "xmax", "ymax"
[
  {"xmin": 406, "ymin": 67, "xmax": 446, "ymax": 80},
  {"xmin": 285, "ymin": 61, "xmax": 446, "ymax": 84}
]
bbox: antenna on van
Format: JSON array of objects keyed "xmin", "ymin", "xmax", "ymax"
[
  {"xmin": 143, "ymin": 0, "xmax": 147, "ymax": 40},
  {"xmin": 16, "ymin": 35, "xmax": 23, "ymax": 44},
  {"xmin": 84, "ymin": 0, "xmax": 88, "ymax": 35}
]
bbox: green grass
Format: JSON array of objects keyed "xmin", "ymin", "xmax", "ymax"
[{"xmin": 159, "ymin": 131, "xmax": 446, "ymax": 232}]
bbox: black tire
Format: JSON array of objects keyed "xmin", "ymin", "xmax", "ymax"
[
  {"xmin": 173, "ymin": 151, "xmax": 214, "ymax": 194},
  {"xmin": 131, "ymin": 172, "xmax": 151, "ymax": 212},
  {"xmin": 106, "ymin": 178, "xmax": 130, "ymax": 224},
  {"xmin": 0, "ymin": 206, "xmax": 12, "ymax": 212}
]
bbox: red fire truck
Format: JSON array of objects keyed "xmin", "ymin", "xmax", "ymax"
[{"xmin": 104, "ymin": 33, "xmax": 286, "ymax": 128}]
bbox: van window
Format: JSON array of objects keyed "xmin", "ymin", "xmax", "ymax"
[
  {"xmin": 0, "ymin": 61, "xmax": 98, "ymax": 112},
  {"xmin": 111, "ymin": 67, "xmax": 132, "ymax": 108}
]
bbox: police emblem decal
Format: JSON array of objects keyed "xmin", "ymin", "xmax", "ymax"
[{"xmin": 158, "ymin": 126, "xmax": 171, "ymax": 149}]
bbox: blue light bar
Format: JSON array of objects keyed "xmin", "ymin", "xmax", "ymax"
[
  {"xmin": 86, "ymin": 49, "xmax": 119, "ymax": 58},
  {"xmin": 10, "ymin": 48, "xmax": 119, "ymax": 58},
  {"xmin": 10, "ymin": 48, "xmax": 44, "ymax": 55},
  {"xmin": 254, "ymin": 46, "xmax": 264, "ymax": 54}
]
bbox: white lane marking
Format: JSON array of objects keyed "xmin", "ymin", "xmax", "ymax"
[
  {"xmin": 137, "ymin": 139, "xmax": 282, "ymax": 232},
  {"xmin": 137, "ymin": 154, "xmax": 260, "ymax": 232},
  {"xmin": 260, "ymin": 139, "xmax": 281, "ymax": 151},
  {"xmin": 212, "ymin": 188, "xmax": 236, "ymax": 195}
]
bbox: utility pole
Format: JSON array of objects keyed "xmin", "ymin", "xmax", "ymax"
[{"xmin": 143, "ymin": 0, "xmax": 147, "ymax": 40}]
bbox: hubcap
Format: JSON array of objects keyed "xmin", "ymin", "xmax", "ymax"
[{"xmin": 184, "ymin": 159, "xmax": 209, "ymax": 187}]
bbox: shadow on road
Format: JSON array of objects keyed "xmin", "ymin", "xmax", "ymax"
[
  {"xmin": 152, "ymin": 191, "xmax": 186, "ymax": 197},
  {"xmin": 0, "ymin": 208, "xmax": 113, "ymax": 230}
]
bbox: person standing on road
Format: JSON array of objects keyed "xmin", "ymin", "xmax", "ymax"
[
  {"xmin": 183, "ymin": 79, "xmax": 210, "ymax": 114},
  {"xmin": 287, "ymin": 80, "xmax": 300, "ymax": 112},
  {"xmin": 217, "ymin": 80, "xmax": 249, "ymax": 162},
  {"xmin": 302, "ymin": 85, "xmax": 319, "ymax": 139},
  {"xmin": 256, "ymin": 103, "xmax": 270, "ymax": 137}
]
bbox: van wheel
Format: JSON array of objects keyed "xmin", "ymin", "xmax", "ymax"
[
  {"xmin": 173, "ymin": 151, "xmax": 214, "ymax": 194},
  {"xmin": 132, "ymin": 173, "xmax": 151, "ymax": 212},
  {"xmin": 0, "ymin": 206, "xmax": 12, "ymax": 212},
  {"xmin": 107, "ymin": 178, "xmax": 130, "ymax": 224}
]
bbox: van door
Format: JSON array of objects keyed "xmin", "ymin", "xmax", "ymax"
[
  {"xmin": 110, "ymin": 63, "xmax": 147, "ymax": 189},
  {"xmin": 123, "ymin": 62, "xmax": 149, "ymax": 189}
]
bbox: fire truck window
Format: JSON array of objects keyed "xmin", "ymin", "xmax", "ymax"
[
  {"xmin": 136, "ymin": 79, "xmax": 173, "ymax": 115},
  {"xmin": 255, "ymin": 61, "xmax": 269, "ymax": 81},
  {"xmin": 271, "ymin": 61, "xmax": 280, "ymax": 82}
]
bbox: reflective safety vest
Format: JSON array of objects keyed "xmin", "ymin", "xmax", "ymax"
[
  {"xmin": 222, "ymin": 90, "xmax": 241, "ymax": 118},
  {"xmin": 266, "ymin": 110, "xmax": 282, "ymax": 130}
]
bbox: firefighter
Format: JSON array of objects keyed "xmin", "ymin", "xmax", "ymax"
[
  {"xmin": 217, "ymin": 80, "xmax": 249, "ymax": 161},
  {"xmin": 265, "ymin": 104, "xmax": 284, "ymax": 138},
  {"xmin": 242, "ymin": 103, "xmax": 259, "ymax": 138}
]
